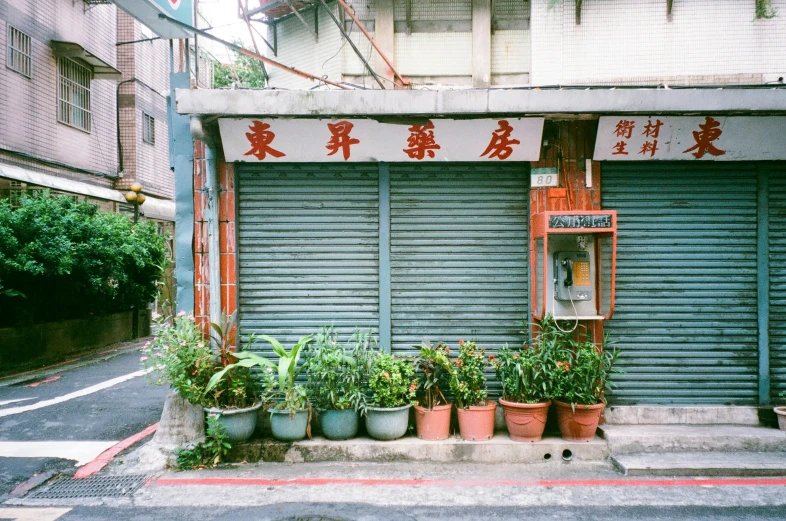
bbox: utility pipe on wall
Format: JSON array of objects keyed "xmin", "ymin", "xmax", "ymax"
[{"xmin": 190, "ymin": 117, "xmax": 222, "ymax": 334}]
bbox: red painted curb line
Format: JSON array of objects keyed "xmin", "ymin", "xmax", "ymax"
[
  {"xmin": 152, "ymin": 476, "xmax": 786, "ymax": 488},
  {"xmin": 73, "ymin": 422, "xmax": 158, "ymax": 480}
]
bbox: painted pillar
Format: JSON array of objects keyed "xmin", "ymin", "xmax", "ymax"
[{"xmin": 472, "ymin": 0, "xmax": 492, "ymax": 88}]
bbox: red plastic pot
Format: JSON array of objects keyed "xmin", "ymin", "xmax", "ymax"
[
  {"xmin": 499, "ymin": 398, "xmax": 551, "ymax": 442},
  {"xmin": 456, "ymin": 402, "xmax": 497, "ymax": 441},
  {"xmin": 414, "ymin": 404, "xmax": 452, "ymax": 440}
]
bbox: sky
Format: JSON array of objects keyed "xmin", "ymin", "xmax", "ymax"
[{"xmin": 196, "ymin": 0, "xmax": 257, "ymax": 62}]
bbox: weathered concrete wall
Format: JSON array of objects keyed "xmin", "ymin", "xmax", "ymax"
[{"xmin": 0, "ymin": 310, "xmax": 151, "ymax": 366}]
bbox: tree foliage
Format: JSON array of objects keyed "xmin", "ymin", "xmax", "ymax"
[
  {"xmin": 0, "ymin": 192, "xmax": 167, "ymax": 326},
  {"xmin": 213, "ymin": 50, "xmax": 266, "ymax": 89}
]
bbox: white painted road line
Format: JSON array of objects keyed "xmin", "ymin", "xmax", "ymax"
[
  {"xmin": 0, "ymin": 441, "xmax": 118, "ymax": 466},
  {"xmin": 0, "ymin": 398, "xmax": 34, "ymax": 407},
  {"xmin": 0, "ymin": 508, "xmax": 72, "ymax": 520},
  {"xmin": 0, "ymin": 368, "xmax": 153, "ymax": 418}
]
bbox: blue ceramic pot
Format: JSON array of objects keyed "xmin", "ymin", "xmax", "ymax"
[
  {"xmin": 269, "ymin": 409, "xmax": 309, "ymax": 441},
  {"xmin": 204, "ymin": 402, "xmax": 263, "ymax": 442},
  {"xmin": 365, "ymin": 404, "xmax": 411, "ymax": 440},
  {"xmin": 320, "ymin": 409, "xmax": 359, "ymax": 440}
]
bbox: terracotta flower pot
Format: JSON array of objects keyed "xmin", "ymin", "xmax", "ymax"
[
  {"xmin": 499, "ymin": 398, "xmax": 551, "ymax": 442},
  {"xmin": 414, "ymin": 404, "xmax": 452, "ymax": 440},
  {"xmin": 554, "ymin": 399, "xmax": 604, "ymax": 442},
  {"xmin": 456, "ymin": 402, "xmax": 497, "ymax": 441}
]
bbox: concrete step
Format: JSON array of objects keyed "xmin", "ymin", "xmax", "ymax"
[
  {"xmin": 612, "ymin": 451, "xmax": 786, "ymax": 477},
  {"xmin": 229, "ymin": 434, "xmax": 610, "ymax": 464},
  {"xmin": 599, "ymin": 424, "xmax": 786, "ymax": 455}
]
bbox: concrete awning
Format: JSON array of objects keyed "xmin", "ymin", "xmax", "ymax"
[
  {"xmin": 175, "ymin": 87, "xmax": 786, "ymax": 118},
  {"xmin": 51, "ymin": 41, "xmax": 121, "ymax": 80}
]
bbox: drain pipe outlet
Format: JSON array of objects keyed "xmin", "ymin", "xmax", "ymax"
[{"xmin": 190, "ymin": 117, "xmax": 221, "ymax": 335}]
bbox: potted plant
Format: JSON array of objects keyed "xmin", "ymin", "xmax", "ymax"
[
  {"xmin": 365, "ymin": 352, "xmax": 417, "ymax": 440},
  {"xmin": 143, "ymin": 311, "xmax": 276, "ymax": 442},
  {"xmin": 449, "ymin": 340, "xmax": 496, "ymax": 441},
  {"xmin": 305, "ymin": 326, "xmax": 372, "ymax": 440},
  {"xmin": 547, "ymin": 316, "xmax": 619, "ymax": 442},
  {"xmin": 494, "ymin": 343, "xmax": 552, "ymax": 442},
  {"xmin": 775, "ymin": 393, "xmax": 786, "ymax": 431},
  {"xmin": 413, "ymin": 340, "xmax": 455, "ymax": 440},
  {"xmin": 262, "ymin": 334, "xmax": 314, "ymax": 441}
]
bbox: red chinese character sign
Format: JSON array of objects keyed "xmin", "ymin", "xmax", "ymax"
[
  {"xmin": 594, "ymin": 116, "xmax": 786, "ymax": 161},
  {"xmin": 219, "ymin": 118, "xmax": 544, "ymax": 162}
]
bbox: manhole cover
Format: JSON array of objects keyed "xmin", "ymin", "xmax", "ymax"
[{"xmin": 30, "ymin": 474, "xmax": 148, "ymax": 499}]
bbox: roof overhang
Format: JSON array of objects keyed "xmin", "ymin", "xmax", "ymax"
[
  {"xmin": 175, "ymin": 87, "xmax": 786, "ymax": 118},
  {"xmin": 51, "ymin": 41, "xmax": 121, "ymax": 80}
]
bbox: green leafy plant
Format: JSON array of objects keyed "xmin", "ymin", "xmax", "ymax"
[
  {"xmin": 414, "ymin": 340, "xmax": 455, "ymax": 409},
  {"xmin": 542, "ymin": 315, "xmax": 620, "ymax": 406},
  {"xmin": 367, "ymin": 353, "xmax": 416, "ymax": 408},
  {"xmin": 448, "ymin": 340, "xmax": 491, "ymax": 409},
  {"xmin": 494, "ymin": 345, "xmax": 551, "ymax": 404},
  {"xmin": 756, "ymin": 0, "xmax": 776, "ymax": 19},
  {"xmin": 305, "ymin": 326, "xmax": 369, "ymax": 413},
  {"xmin": 261, "ymin": 334, "xmax": 313, "ymax": 414},
  {"xmin": 0, "ymin": 192, "xmax": 166, "ymax": 327},
  {"xmin": 213, "ymin": 46, "xmax": 266, "ymax": 89},
  {"xmin": 174, "ymin": 414, "xmax": 232, "ymax": 470}
]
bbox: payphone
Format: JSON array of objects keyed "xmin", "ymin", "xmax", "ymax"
[{"xmin": 530, "ymin": 211, "xmax": 617, "ymax": 324}]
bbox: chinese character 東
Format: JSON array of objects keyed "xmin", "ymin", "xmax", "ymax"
[
  {"xmin": 682, "ymin": 116, "xmax": 726, "ymax": 159},
  {"xmin": 244, "ymin": 120, "xmax": 285, "ymax": 160},
  {"xmin": 403, "ymin": 120, "xmax": 441, "ymax": 160},
  {"xmin": 480, "ymin": 120, "xmax": 521, "ymax": 160},
  {"xmin": 325, "ymin": 120, "xmax": 360, "ymax": 161}
]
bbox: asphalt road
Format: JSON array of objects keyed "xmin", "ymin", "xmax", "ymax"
[
  {"xmin": 0, "ymin": 342, "xmax": 169, "ymax": 498},
  {"xmin": 1, "ymin": 505, "xmax": 785, "ymax": 521}
]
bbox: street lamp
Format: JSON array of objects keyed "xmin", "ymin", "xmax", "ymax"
[{"xmin": 125, "ymin": 182, "xmax": 146, "ymax": 223}]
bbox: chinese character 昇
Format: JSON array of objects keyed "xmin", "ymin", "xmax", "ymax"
[
  {"xmin": 480, "ymin": 120, "xmax": 521, "ymax": 160},
  {"xmin": 612, "ymin": 141, "xmax": 629, "ymax": 155},
  {"xmin": 642, "ymin": 119, "xmax": 663, "ymax": 139},
  {"xmin": 403, "ymin": 120, "xmax": 441, "ymax": 160},
  {"xmin": 614, "ymin": 120, "xmax": 636, "ymax": 139},
  {"xmin": 682, "ymin": 116, "xmax": 726, "ymax": 159},
  {"xmin": 244, "ymin": 120, "xmax": 285, "ymax": 160},
  {"xmin": 325, "ymin": 120, "xmax": 360, "ymax": 160}
]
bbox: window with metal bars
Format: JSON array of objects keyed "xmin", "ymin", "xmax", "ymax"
[
  {"xmin": 7, "ymin": 26, "xmax": 32, "ymax": 77},
  {"xmin": 143, "ymin": 113, "xmax": 155, "ymax": 144},
  {"xmin": 57, "ymin": 57, "xmax": 92, "ymax": 132}
]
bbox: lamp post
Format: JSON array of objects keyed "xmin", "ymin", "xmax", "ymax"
[
  {"xmin": 124, "ymin": 182, "xmax": 146, "ymax": 223},
  {"xmin": 124, "ymin": 182, "xmax": 145, "ymax": 338}
]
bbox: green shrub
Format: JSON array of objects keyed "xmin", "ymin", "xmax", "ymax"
[
  {"xmin": 448, "ymin": 340, "xmax": 491, "ymax": 409},
  {"xmin": 367, "ymin": 353, "xmax": 416, "ymax": 408},
  {"xmin": 0, "ymin": 192, "xmax": 167, "ymax": 326}
]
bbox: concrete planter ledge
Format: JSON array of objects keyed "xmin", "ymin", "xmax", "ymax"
[
  {"xmin": 603, "ymin": 406, "xmax": 774, "ymax": 426},
  {"xmin": 227, "ymin": 434, "xmax": 609, "ymax": 465}
]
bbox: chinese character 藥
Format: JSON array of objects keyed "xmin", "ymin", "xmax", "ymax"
[
  {"xmin": 480, "ymin": 120, "xmax": 520, "ymax": 160},
  {"xmin": 683, "ymin": 116, "xmax": 726, "ymax": 158},
  {"xmin": 244, "ymin": 120, "xmax": 285, "ymax": 160},
  {"xmin": 403, "ymin": 120, "xmax": 441, "ymax": 160},
  {"xmin": 325, "ymin": 120, "xmax": 360, "ymax": 160}
]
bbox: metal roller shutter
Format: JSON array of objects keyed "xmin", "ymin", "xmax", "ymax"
[
  {"xmin": 769, "ymin": 165, "xmax": 786, "ymax": 401},
  {"xmin": 389, "ymin": 163, "xmax": 529, "ymax": 394},
  {"xmin": 236, "ymin": 164, "xmax": 380, "ymax": 354},
  {"xmin": 602, "ymin": 163, "xmax": 759, "ymax": 404}
]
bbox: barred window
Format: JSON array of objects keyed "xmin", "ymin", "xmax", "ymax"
[
  {"xmin": 143, "ymin": 113, "xmax": 155, "ymax": 144},
  {"xmin": 7, "ymin": 26, "xmax": 32, "ymax": 77},
  {"xmin": 58, "ymin": 57, "xmax": 91, "ymax": 132}
]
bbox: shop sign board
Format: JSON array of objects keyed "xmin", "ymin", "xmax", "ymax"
[
  {"xmin": 594, "ymin": 116, "xmax": 786, "ymax": 161},
  {"xmin": 110, "ymin": 0, "xmax": 194, "ymax": 39},
  {"xmin": 218, "ymin": 118, "xmax": 544, "ymax": 163}
]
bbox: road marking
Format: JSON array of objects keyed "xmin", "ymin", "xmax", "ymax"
[
  {"xmin": 74, "ymin": 422, "xmax": 158, "ymax": 479},
  {"xmin": 0, "ymin": 508, "xmax": 71, "ymax": 521},
  {"xmin": 0, "ymin": 368, "xmax": 153, "ymax": 418},
  {"xmin": 152, "ymin": 476, "xmax": 786, "ymax": 488},
  {"xmin": 25, "ymin": 376, "xmax": 61, "ymax": 388},
  {"xmin": 0, "ymin": 398, "xmax": 34, "ymax": 407},
  {"xmin": 0, "ymin": 441, "xmax": 117, "ymax": 466}
]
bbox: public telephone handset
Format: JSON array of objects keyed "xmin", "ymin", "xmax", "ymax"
[{"xmin": 554, "ymin": 251, "xmax": 593, "ymax": 302}]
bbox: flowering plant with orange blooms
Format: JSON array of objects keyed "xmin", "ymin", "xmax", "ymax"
[
  {"xmin": 494, "ymin": 343, "xmax": 553, "ymax": 404},
  {"xmin": 414, "ymin": 340, "xmax": 456, "ymax": 409},
  {"xmin": 367, "ymin": 353, "xmax": 417, "ymax": 408},
  {"xmin": 448, "ymin": 340, "xmax": 491, "ymax": 409}
]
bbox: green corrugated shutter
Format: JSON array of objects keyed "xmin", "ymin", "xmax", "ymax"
[
  {"xmin": 602, "ymin": 163, "xmax": 759, "ymax": 404},
  {"xmin": 769, "ymin": 165, "xmax": 786, "ymax": 401},
  {"xmin": 389, "ymin": 163, "xmax": 529, "ymax": 393},
  {"xmin": 236, "ymin": 164, "xmax": 380, "ymax": 354}
]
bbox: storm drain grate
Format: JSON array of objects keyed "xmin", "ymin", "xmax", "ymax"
[{"xmin": 30, "ymin": 474, "xmax": 149, "ymax": 499}]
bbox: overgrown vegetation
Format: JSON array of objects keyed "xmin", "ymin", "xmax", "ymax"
[
  {"xmin": 213, "ymin": 48, "xmax": 266, "ymax": 89},
  {"xmin": 174, "ymin": 414, "xmax": 232, "ymax": 470},
  {"xmin": 0, "ymin": 192, "xmax": 167, "ymax": 327}
]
